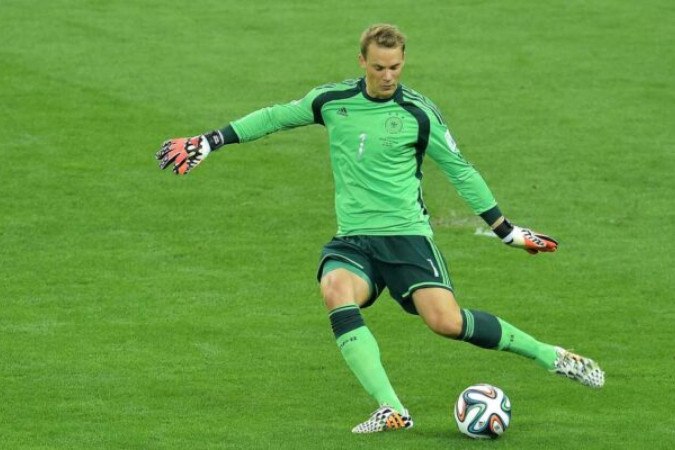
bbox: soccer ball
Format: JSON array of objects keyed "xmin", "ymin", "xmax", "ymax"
[{"xmin": 454, "ymin": 384, "xmax": 511, "ymax": 439}]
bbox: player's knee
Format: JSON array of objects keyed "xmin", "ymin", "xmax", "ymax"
[
  {"xmin": 320, "ymin": 271, "xmax": 355, "ymax": 310},
  {"xmin": 426, "ymin": 310, "xmax": 463, "ymax": 339},
  {"xmin": 414, "ymin": 288, "xmax": 463, "ymax": 338}
]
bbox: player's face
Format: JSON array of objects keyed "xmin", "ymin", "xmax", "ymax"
[{"xmin": 359, "ymin": 43, "xmax": 405, "ymax": 99}]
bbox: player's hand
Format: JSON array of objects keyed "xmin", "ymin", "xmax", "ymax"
[
  {"xmin": 502, "ymin": 225, "xmax": 558, "ymax": 254},
  {"xmin": 156, "ymin": 135, "xmax": 212, "ymax": 175}
]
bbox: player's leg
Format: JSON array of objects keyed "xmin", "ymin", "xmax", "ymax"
[
  {"xmin": 412, "ymin": 287, "xmax": 555, "ymax": 364},
  {"xmin": 318, "ymin": 238, "xmax": 411, "ymax": 432},
  {"xmin": 373, "ymin": 235, "xmax": 604, "ymax": 388},
  {"xmin": 411, "ymin": 288, "xmax": 604, "ymax": 388}
]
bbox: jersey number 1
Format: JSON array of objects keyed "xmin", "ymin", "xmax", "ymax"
[{"xmin": 358, "ymin": 133, "xmax": 367, "ymax": 160}]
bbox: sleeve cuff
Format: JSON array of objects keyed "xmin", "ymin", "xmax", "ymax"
[
  {"xmin": 479, "ymin": 205, "xmax": 503, "ymax": 226},
  {"xmin": 219, "ymin": 124, "xmax": 240, "ymax": 145}
]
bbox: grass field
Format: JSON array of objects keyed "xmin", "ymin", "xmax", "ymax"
[{"xmin": 1, "ymin": 0, "xmax": 673, "ymax": 448}]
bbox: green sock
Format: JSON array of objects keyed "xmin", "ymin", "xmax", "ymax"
[
  {"xmin": 330, "ymin": 305, "xmax": 405, "ymax": 412},
  {"xmin": 460, "ymin": 309, "xmax": 557, "ymax": 369},
  {"xmin": 497, "ymin": 318, "xmax": 557, "ymax": 369}
]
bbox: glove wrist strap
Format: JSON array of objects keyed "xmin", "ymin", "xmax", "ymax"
[
  {"xmin": 204, "ymin": 125, "xmax": 240, "ymax": 151},
  {"xmin": 204, "ymin": 130, "xmax": 225, "ymax": 150},
  {"xmin": 493, "ymin": 218, "xmax": 514, "ymax": 239}
]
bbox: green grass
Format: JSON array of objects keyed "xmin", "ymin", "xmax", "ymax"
[{"xmin": 1, "ymin": 0, "xmax": 673, "ymax": 448}]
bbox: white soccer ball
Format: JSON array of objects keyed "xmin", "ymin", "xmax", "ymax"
[{"xmin": 454, "ymin": 383, "xmax": 511, "ymax": 439}]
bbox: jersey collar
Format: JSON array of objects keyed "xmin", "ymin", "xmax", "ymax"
[{"xmin": 359, "ymin": 77, "xmax": 403, "ymax": 103}]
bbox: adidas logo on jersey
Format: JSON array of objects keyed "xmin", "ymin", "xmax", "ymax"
[{"xmin": 337, "ymin": 107, "xmax": 349, "ymax": 117}]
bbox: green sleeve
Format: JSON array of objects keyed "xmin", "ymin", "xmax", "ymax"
[
  {"xmin": 426, "ymin": 121, "xmax": 497, "ymax": 215},
  {"xmin": 230, "ymin": 90, "xmax": 317, "ymax": 142}
]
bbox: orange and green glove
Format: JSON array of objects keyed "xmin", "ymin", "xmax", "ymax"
[
  {"xmin": 502, "ymin": 225, "xmax": 558, "ymax": 254},
  {"xmin": 156, "ymin": 131, "xmax": 223, "ymax": 175}
]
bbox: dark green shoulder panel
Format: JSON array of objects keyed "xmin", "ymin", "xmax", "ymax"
[
  {"xmin": 310, "ymin": 79, "xmax": 361, "ymax": 125},
  {"xmin": 401, "ymin": 86, "xmax": 445, "ymax": 125}
]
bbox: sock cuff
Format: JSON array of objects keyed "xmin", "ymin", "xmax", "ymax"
[
  {"xmin": 329, "ymin": 303, "xmax": 359, "ymax": 316},
  {"xmin": 496, "ymin": 318, "xmax": 511, "ymax": 350},
  {"xmin": 460, "ymin": 309, "xmax": 502, "ymax": 349},
  {"xmin": 329, "ymin": 304, "xmax": 365, "ymax": 339},
  {"xmin": 459, "ymin": 309, "xmax": 472, "ymax": 341}
]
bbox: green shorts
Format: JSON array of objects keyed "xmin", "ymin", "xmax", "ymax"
[{"xmin": 317, "ymin": 235, "xmax": 453, "ymax": 315}]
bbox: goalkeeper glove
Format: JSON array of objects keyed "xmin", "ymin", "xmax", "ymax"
[
  {"xmin": 502, "ymin": 225, "xmax": 558, "ymax": 254},
  {"xmin": 155, "ymin": 131, "xmax": 223, "ymax": 175}
]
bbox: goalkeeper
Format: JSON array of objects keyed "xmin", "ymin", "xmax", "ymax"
[{"xmin": 156, "ymin": 24, "xmax": 604, "ymax": 433}]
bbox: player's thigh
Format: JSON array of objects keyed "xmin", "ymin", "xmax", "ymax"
[
  {"xmin": 412, "ymin": 287, "xmax": 463, "ymax": 338},
  {"xmin": 317, "ymin": 236, "xmax": 383, "ymax": 310}
]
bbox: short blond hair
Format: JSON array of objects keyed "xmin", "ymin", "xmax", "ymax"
[{"xmin": 359, "ymin": 24, "xmax": 406, "ymax": 57}]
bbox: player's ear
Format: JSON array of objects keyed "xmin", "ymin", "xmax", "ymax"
[{"xmin": 358, "ymin": 53, "xmax": 367, "ymax": 69}]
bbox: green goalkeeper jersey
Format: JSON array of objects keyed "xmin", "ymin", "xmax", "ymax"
[{"xmin": 230, "ymin": 78, "xmax": 496, "ymax": 236}]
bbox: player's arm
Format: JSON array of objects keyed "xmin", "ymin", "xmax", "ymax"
[
  {"xmin": 426, "ymin": 121, "xmax": 558, "ymax": 254},
  {"xmin": 156, "ymin": 92, "xmax": 316, "ymax": 175}
]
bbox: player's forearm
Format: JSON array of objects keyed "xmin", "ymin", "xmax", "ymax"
[
  {"xmin": 201, "ymin": 100, "xmax": 315, "ymax": 151},
  {"xmin": 229, "ymin": 107, "xmax": 281, "ymax": 142},
  {"xmin": 442, "ymin": 163, "xmax": 514, "ymax": 238},
  {"xmin": 230, "ymin": 102, "xmax": 314, "ymax": 143},
  {"xmin": 450, "ymin": 170, "xmax": 498, "ymax": 216}
]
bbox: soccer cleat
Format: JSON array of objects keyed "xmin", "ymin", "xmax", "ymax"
[
  {"xmin": 551, "ymin": 346, "xmax": 605, "ymax": 388},
  {"xmin": 351, "ymin": 405, "xmax": 413, "ymax": 433}
]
